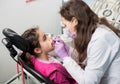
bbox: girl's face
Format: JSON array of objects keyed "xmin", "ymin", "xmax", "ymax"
[
  {"xmin": 37, "ymin": 29, "xmax": 54, "ymax": 53},
  {"xmin": 61, "ymin": 16, "xmax": 77, "ymax": 34}
]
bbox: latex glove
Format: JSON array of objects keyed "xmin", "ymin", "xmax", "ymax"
[
  {"xmin": 53, "ymin": 36, "xmax": 70, "ymax": 53},
  {"xmin": 66, "ymin": 29, "xmax": 76, "ymax": 39},
  {"xmin": 53, "ymin": 37, "xmax": 69, "ymax": 59}
]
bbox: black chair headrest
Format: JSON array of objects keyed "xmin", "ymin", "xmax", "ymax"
[
  {"xmin": 2, "ymin": 28, "xmax": 29, "ymax": 52},
  {"xmin": 2, "ymin": 28, "xmax": 54, "ymax": 84}
]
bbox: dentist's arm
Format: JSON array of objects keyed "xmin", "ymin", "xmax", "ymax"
[{"xmin": 54, "ymin": 37, "xmax": 113, "ymax": 84}]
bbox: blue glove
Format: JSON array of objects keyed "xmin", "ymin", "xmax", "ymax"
[{"xmin": 53, "ymin": 36, "xmax": 70, "ymax": 59}]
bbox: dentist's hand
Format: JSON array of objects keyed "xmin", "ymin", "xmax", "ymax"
[{"xmin": 53, "ymin": 37, "xmax": 70, "ymax": 59}]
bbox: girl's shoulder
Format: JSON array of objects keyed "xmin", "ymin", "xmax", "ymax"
[{"xmin": 48, "ymin": 55, "xmax": 61, "ymax": 63}]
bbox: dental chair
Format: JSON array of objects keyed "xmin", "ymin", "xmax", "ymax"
[{"xmin": 2, "ymin": 28, "xmax": 53, "ymax": 84}]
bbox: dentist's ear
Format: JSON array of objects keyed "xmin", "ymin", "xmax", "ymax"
[
  {"xmin": 34, "ymin": 48, "xmax": 41, "ymax": 54},
  {"xmin": 71, "ymin": 17, "xmax": 78, "ymax": 26}
]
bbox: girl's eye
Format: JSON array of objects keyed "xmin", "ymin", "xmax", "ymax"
[
  {"xmin": 45, "ymin": 34, "xmax": 48, "ymax": 37},
  {"xmin": 43, "ymin": 34, "xmax": 47, "ymax": 41}
]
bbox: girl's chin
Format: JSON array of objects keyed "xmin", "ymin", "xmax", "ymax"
[{"xmin": 50, "ymin": 47, "xmax": 54, "ymax": 51}]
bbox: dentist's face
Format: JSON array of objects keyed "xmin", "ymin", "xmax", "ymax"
[{"xmin": 61, "ymin": 17, "xmax": 76, "ymax": 34}]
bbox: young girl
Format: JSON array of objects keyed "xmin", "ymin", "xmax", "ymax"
[{"xmin": 21, "ymin": 27, "xmax": 77, "ymax": 84}]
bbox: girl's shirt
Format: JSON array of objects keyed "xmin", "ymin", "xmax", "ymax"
[
  {"xmin": 63, "ymin": 24, "xmax": 120, "ymax": 84},
  {"xmin": 31, "ymin": 55, "xmax": 78, "ymax": 84}
]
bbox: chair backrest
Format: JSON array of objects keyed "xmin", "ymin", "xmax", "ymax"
[{"xmin": 2, "ymin": 28, "xmax": 53, "ymax": 84}]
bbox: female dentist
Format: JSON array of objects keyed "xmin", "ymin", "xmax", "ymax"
[{"xmin": 53, "ymin": 0, "xmax": 120, "ymax": 84}]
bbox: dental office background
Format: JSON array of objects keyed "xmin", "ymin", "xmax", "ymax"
[{"xmin": 0, "ymin": 0, "xmax": 120, "ymax": 83}]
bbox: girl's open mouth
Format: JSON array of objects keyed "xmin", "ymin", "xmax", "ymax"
[{"xmin": 51, "ymin": 41, "xmax": 55, "ymax": 47}]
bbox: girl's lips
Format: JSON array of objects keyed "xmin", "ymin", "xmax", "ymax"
[{"xmin": 51, "ymin": 41, "xmax": 55, "ymax": 47}]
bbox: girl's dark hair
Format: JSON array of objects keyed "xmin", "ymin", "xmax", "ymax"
[
  {"xmin": 21, "ymin": 27, "xmax": 40, "ymax": 66},
  {"xmin": 60, "ymin": 0, "xmax": 120, "ymax": 66}
]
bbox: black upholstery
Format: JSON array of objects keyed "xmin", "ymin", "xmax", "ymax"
[
  {"xmin": 2, "ymin": 28, "xmax": 29, "ymax": 52},
  {"xmin": 2, "ymin": 28, "xmax": 53, "ymax": 84}
]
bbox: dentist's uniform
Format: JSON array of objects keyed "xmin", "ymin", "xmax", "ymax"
[{"xmin": 62, "ymin": 24, "xmax": 120, "ymax": 84}]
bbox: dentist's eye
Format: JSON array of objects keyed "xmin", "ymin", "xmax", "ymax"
[
  {"xmin": 61, "ymin": 22, "xmax": 66, "ymax": 28},
  {"xmin": 63, "ymin": 24, "xmax": 66, "ymax": 28}
]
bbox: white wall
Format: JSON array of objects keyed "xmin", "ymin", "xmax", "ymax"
[{"xmin": 0, "ymin": 0, "xmax": 62, "ymax": 83}]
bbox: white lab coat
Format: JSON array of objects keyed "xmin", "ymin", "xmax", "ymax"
[{"xmin": 63, "ymin": 24, "xmax": 120, "ymax": 84}]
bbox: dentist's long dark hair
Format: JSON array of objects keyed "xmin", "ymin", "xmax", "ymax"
[{"xmin": 60, "ymin": 0, "xmax": 120, "ymax": 67}]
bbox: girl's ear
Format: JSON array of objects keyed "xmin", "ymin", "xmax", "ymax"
[
  {"xmin": 72, "ymin": 17, "xmax": 78, "ymax": 26},
  {"xmin": 34, "ymin": 48, "xmax": 41, "ymax": 54}
]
